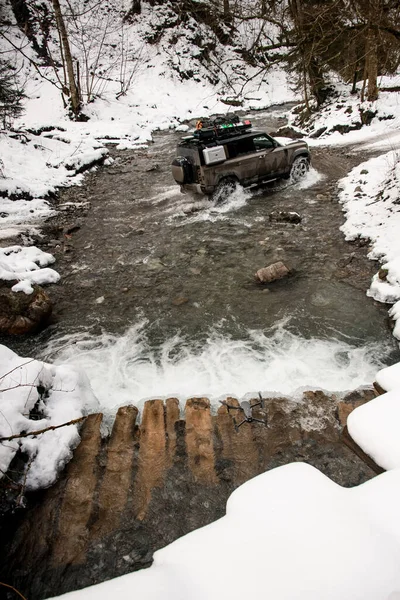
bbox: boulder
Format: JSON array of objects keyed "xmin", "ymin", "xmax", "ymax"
[
  {"xmin": 0, "ymin": 283, "xmax": 52, "ymax": 335},
  {"xmin": 269, "ymin": 211, "xmax": 302, "ymax": 224},
  {"xmin": 255, "ymin": 261, "xmax": 290, "ymax": 284},
  {"xmin": 269, "ymin": 126, "xmax": 305, "ymax": 139}
]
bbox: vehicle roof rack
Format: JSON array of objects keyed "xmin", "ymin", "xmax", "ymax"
[{"xmin": 193, "ymin": 115, "xmax": 252, "ymax": 142}]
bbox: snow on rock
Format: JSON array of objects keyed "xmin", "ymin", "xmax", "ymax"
[
  {"xmin": 347, "ymin": 390, "xmax": 400, "ymax": 471},
  {"xmin": 376, "ymin": 361, "xmax": 400, "ymax": 392},
  {"xmin": 0, "ymin": 345, "xmax": 99, "ymax": 490},
  {"xmin": 49, "ymin": 462, "xmax": 400, "ymax": 600},
  {"xmin": 0, "ymin": 246, "xmax": 60, "ymax": 294}
]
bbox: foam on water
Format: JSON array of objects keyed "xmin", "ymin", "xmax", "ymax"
[
  {"xmin": 169, "ymin": 183, "xmax": 251, "ymax": 225},
  {"xmin": 42, "ymin": 321, "xmax": 386, "ymax": 420},
  {"xmin": 297, "ymin": 166, "xmax": 325, "ymax": 189}
]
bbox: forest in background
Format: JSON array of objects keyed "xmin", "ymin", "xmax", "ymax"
[{"xmin": 0, "ymin": 0, "xmax": 399, "ymax": 122}]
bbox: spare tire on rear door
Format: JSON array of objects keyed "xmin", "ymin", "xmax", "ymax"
[{"xmin": 171, "ymin": 156, "xmax": 194, "ymax": 184}]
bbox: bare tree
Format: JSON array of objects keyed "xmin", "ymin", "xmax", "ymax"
[{"xmin": 51, "ymin": 0, "xmax": 81, "ymax": 115}]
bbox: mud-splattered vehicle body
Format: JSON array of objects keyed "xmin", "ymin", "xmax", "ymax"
[{"xmin": 172, "ymin": 116, "xmax": 310, "ymax": 197}]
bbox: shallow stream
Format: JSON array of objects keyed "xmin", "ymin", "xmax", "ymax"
[{"xmin": 3, "ymin": 108, "xmax": 399, "ymax": 414}]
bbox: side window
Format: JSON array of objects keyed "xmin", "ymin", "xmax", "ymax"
[
  {"xmin": 236, "ymin": 138, "xmax": 256, "ymax": 156},
  {"xmin": 253, "ymin": 135, "xmax": 275, "ymax": 151}
]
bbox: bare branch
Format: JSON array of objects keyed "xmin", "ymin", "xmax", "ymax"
[{"xmin": 0, "ymin": 416, "xmax": 87, "ymax": 442}]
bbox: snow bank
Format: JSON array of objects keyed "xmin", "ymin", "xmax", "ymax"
[
  {"xmin": 0, "ymin": 245, "xmax": 60, "ymax": 294},
  {"xmin": 290, "ymin": 79, "xmax": 400, "ymax": 151},
  {"xmin": 337, "ymin": 151, "xmax": 400, "ymax": 337},
  {"xmin": 376, "ymin": 362, "xmax": 400, "ymax": 392},
  {"xmin": 49, "ymin": 462, "xmax": 400, "ymax": 600},
  {"xmin": 348, "ymin": 390, "xmax": 400, "ymax": 471},
  {"xmin": 0, "ymin": 345, "xmax": 98, "ymax": 490}
]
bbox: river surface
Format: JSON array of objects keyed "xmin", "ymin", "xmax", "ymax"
[{"xmin": 2, "ymin": 108, "xmax": 399, "ymax": 416}]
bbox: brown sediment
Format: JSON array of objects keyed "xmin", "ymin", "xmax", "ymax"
[
  {"xmin": 165, "ymin": 398, "xmax": 180, "ymax": 467},
  {"xmin": 185, "ymin": 397, "xmax": 217, "ymax": 484},
  {"xmin": 92, "ymin": 405, "xmax": 138, "ymax": 537},
  {"xmin": 133, "ymin": 399, "xmax": 166, "ymax": 520},
  {"xmin": 52, "ymin": 413, "xmax": 103, "ymax": 566},
  {"xmin": 216, "ymin": 398, "xmax": 259, "ymax": 484}
]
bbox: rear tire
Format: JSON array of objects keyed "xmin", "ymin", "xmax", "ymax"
[
  {"xmin": 290, "ymin": 156, "xmax": 309, "ymax": 182},
  {"xmin": 212, "ymin": 177, "xmax": 238, "ymax": 203}
]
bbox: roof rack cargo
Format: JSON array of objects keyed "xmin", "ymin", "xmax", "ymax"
[{"xmin": 193, "ymin": 115, "xmax": 252, "ymax": 142}]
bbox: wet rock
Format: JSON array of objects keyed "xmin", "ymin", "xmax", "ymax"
[
  {"xmin": 171, "ymin": 296, "xmax": 189, "ymax": 306},
  {"xmin": 255, "ymin": 261, "xmax": 290, "ymax": 284},
  {"xmin": 185, "ymin": 397, "xmax": 217, "ymax": 484},
  {"xmin": 93, "ymin": 406, "xmax": 137, "ymax": 537},
  {"xmin": 269, "ymin": 210, "xmax": 302, "ymax": 224},
  {"xmin": 134, "ymin": 399, "xmax": 166, "ymax": 520},
  {"xmin": 337, "ymin": 400, "xmax": 367, "ymax": 427},
  {"xmin": 0, "ymin": 283, "xmax": 52, "ymax": 335},
  {"xmin": 378, "ymin": 268, "xmax": 388, "ymax": 281},
  {"xmin": 336, "ymin": 388, "xmax": 376, "ymax": 427},
  {"xmin": 52, "ymin": 414, "xmax": 103, "ymax": 565}
]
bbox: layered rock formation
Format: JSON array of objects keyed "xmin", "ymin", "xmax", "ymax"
[{"xmin": 0, "ymin": 388, "xmax": 377, "ymax": 599}]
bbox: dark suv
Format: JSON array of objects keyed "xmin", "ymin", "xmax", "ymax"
[{"xmin": 172, "ymin": 115, "xmax": 310, "ymax": 197}]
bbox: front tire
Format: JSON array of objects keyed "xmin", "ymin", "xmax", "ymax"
[{"xmin": 290, "ymin": 156, "xmax": 309, "ymax": 182}]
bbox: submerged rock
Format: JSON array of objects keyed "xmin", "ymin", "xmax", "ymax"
[{"xmin": 269, "ymin": 210, "xmax": 302, "ymax": 224}]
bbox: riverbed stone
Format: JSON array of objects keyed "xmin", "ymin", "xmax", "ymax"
[{"xmin": 255, "ymin": 261, "xmax": 290, "ymax": 283}]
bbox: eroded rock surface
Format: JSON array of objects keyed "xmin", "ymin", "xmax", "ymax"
[{"xmin": 0, "ymin": 389, "xmax": 377, "ymax": 599}]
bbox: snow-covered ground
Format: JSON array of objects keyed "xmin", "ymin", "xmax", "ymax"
[
  {"xmin": 0, "ymin": 344, "xmax": 98, "ymax": 490},
  {"xmin": 49, "ymin": 461, "xmax": 400, "ymax": 600}
]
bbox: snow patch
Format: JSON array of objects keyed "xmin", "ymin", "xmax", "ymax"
[
  {"xmin": 49, "ymin": 462, "xmax": 400, "ymax": 600},
  {"xmin": 0, "ymin": 345, "xmax": 99, "ymax": 490},
  {"xmin": 0, "ymin": 245, "xmax": 60, "ymax": 294}
]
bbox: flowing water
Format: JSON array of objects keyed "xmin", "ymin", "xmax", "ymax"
[{"xmin": 3, "ymin": 108, "xmax": 399, "ymax": 413}]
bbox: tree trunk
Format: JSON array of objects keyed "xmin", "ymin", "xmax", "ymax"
[
  {"xmin": 51, "ymin": 0, "xmax": 81, "ymax": 116},
  {"xmin": 366, "ymin": 26, "xmax": 378, "ymax": 101},
  {"xmin": 223, "ymin": 0, "xmax": 231, "ymax": 22}
]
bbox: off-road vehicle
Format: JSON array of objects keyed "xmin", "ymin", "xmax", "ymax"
[{"xmin": 171, "ymin": 115, "xmax": 310, "ymax": 198}]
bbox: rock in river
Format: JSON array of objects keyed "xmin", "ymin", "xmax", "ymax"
[
  {"xmin": 0, "ymin": 283, "xmax": 52, "ymax": 335},
  {"xmin": 255, "ymin": 261, "xmax": 290, "ymax": 284}
]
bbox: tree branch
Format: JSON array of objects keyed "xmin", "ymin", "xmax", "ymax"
[{"xmin": 0, "ymin": 416, "xmax": 87, "ymax": 442}]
